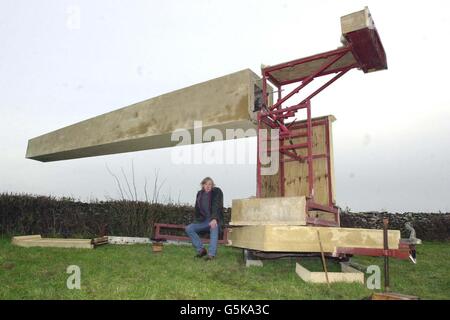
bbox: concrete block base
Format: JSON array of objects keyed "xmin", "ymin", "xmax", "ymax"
[{"xmin": 246, "ymin": 259, "xmax": 264, "ymax": 267}]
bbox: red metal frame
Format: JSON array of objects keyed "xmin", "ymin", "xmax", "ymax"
[
  {"xmin": 257, "ymin": 46, "xmax": 361, "ymax": 227},
  {"xmin": 153, "ymin": 223, "xmax": 229, "ymax": 245},
  {"xmin": 251, "ymin": 12, "xmax": 402, "ymax": 259},
  {"xmin": 336, "ymin": 242, "xmax": 411, "ymax": 260}
]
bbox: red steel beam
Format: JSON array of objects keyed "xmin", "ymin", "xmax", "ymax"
[
  {"xmin": 335, "ymin": 247, "xmax": 410, "ymax": 260},
  {"xmin": 324, "ymin": 117, "xmax": 334, "ymax": 208},
  {"xmin": 306, "ymin": 101, "xmax": 314, "ymax": 198},
  {"xmin": 279, "ymin": 142, "xmax": 308, "ymax": 151},
  {"xmin": 267, "ymin": 49, "xmax": 351, "ymax": 111},
  {"xmin": 281, "ymin": 153, "xmax": 327, "ymax": 163},
  {"xmin": 263, "ymin": 46, "xmax": 353, "ymax": 75}
]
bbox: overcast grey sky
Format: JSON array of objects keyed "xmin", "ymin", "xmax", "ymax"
[{"xmin": 1, "ymin": 0, "xmax": 449, "ymax": 212}]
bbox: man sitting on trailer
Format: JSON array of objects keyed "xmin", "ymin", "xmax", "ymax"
[{"xmin": 185, "ymin": 177, "xmax": 224, "ymax": 260}]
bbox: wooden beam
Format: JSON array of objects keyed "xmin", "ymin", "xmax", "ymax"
[
  {"xmin": 230, "ymin": 196, "xmax": 307, "ymax": 226},
  {"xmin": 229, "ymin": 225, "xmax": 401, "ymax": 253},
  {"xmin": 341, "ymin": 6, "xmax": 374, "ymax": 34},
  {"xmin": 12, "ymin": 235, "xmax": 94, "ymax": 249},
  {"xmin": 26, "ymin": 69, "xmax": 267, "ymax": 162}
]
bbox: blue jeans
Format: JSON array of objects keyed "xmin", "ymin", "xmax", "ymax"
[{"xmin": 185, "ymin": 220, "xmax": 219, "ymax": 257}]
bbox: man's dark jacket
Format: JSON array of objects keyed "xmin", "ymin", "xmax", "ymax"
[{"xmin": 194, "ymin": 187, "xmax": 224, "ymax": 226}]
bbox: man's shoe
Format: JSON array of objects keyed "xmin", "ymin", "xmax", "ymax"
[
  {"xmin": 204, "ymin": 255, "xmax": 215, "ymax": 261},
  {"xmin": 195, "ymin": 248, "xmax": 207, "ymax": 258}
]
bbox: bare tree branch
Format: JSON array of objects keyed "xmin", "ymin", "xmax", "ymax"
[
  {"xmin": 156, "ymin": 177, "xmax": 167, "ymax": 204},
  {"xmin": 105, "ymin": 163, "xmax": 125, "ymax": 200},
  {"xmin": 152, "ymin": 169, "xmax": 159, "ymax": 204},
  {"xmin": 131, "ymin": 159, "xmax": 138, "ymax": 201},
  {"xmin": 144, "ymin": 177, "xmax": 149, "ymax": 203},
  {"xmin": 121, "ymin": 167, "xmax": 134, "ymax": 201}
]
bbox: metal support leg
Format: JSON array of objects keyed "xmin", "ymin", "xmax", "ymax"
[{"xmin": 306, "ymin": 100, "xmax": 314, "ymax": 198}]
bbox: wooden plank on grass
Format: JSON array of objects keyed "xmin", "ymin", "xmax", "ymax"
[
  {"xmin": 12, "ymin": 235, "xmax": 94, "ymax": 249},
  {"xmin": 295, "ymin": 262, "xmax": 364, "ymax": 284}
]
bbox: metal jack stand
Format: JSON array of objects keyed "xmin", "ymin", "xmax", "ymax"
[
  {"xmin": 370, "ymin": 218, "xmax": 419, "ymax": 300},
  {"xmin": 383, "ymin": 217, "xmax": 390, "ymax": 292}
]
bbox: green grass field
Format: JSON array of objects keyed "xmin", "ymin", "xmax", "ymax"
[{"xmin": 0, "ymin": 238, "xmax": 448, "ymax": 300}]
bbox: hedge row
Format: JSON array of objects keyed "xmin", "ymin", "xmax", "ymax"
[
  {"xmin": 0, "ymin": 193, "xmax": 212, "ymax": 238},
  {"xmin": 0, "ymin": 193, "xmax": 448, "ymax": 241},
  {"xmin": 340, "ymin": 211, "xmax": 450, "ymax": 241}
]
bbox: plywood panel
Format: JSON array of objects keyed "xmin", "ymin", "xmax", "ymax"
[
  {"xmin": 284, "ymin": 116, "xmax": 335, "ymax": 206},
  {"xmin": 260, "ymin": 115, "xmax": 336, "ymax": 206},
  {"xmin": 260, "ymin": 123, "xmax": 280, "ymax": 198}
]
